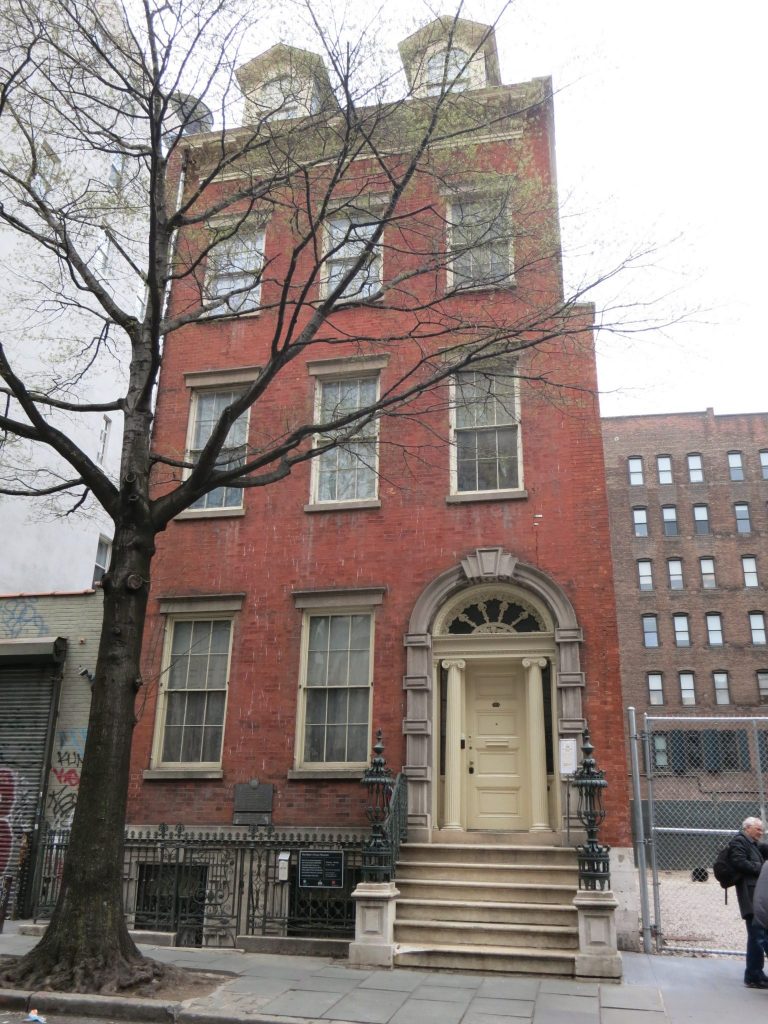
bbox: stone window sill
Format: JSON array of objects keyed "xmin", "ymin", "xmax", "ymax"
[
  {"xmin": 287, "ymin": 769, "xmax": 365, "ymax": 780},
  {"xmin": 143, "ymin": 768, "xmax": 223, "ymax": 781},
  {"xmin": 304, "ymin": 500, "xmax": 381, "ymax": 513},
  {"xmin": 446, "ymin": 489, "xmax": 528, "ymax": 504}
]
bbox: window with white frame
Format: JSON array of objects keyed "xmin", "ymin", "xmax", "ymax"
[
  {"xmin": 706, "ymin": 612, "xmax": 724, "ymax": 646},
  {"xmin": 96, "ymin": 415, "xmax": 112, "ymax": 465},
  {"xmin": 728, "ymin": 451, "xmax": 744, "ymax": 481},
  {"xmin": 187, "ymin": 389, "xmax": 249, "ymax": 511},
  {"xmin": 750, "ymin": 612, "xmax": 767, "ymax": 645},
  {"xmin": 713, "ymin": 671, "xmax": 730, "ymax": 705},
  {"xmin": 760, "ymin": 451, "xmax": 768, "ymax": 480},
  {"xmin": 667, "ymin": 559, "xmax": 683, "ymax": 590},
  {"xmin": 325, "ymin": 211, "xmax": 382, "ymax": 301},
  {"xmin": 642, "ymin": 614, "xmax": 659, "ymax": 648},
  {"xmin": 258, "ymin": 76, "xmax": 303, "ymax": 119},
  {"xmin": 648, "ymin": 672, "xmax": 664, "ymax": 706},
  {"xmin": 637, "ymin": 560, "xmax": 653, "ymax": 591},
  {"xmin": 628, "ymin": 457, "xmax": 644, "ymax": 485},
  {"xmin": 155, "ymin": 617, "xmax": 232, "ymax": 766},
  {"xmin": 735, "ymin": 502, "xmax": 751, "ymax": 534},
  {"xmin": 693, "ymin": 504, "xmax": 710, "ymax": 535},
  {"xmin": 449, "ymin": 194, "xmax": 513, "ymax": 290},
  {"xmin": 743, "ymin": 556, "xmax": 759, "ymax": 588},
  {"xmin": 108, "ymin": 152, "xmax": 126, "ymax": 188},
  {"xmin": 687, "ymin": 453, "xmax": 703, "ymax": 482},
  {"xmin": 758, "ymin": 672, "xmax": 768, "ymax": 705},
  {"xmin": 653, "ymin": 733, "xmax": 669, "ymax": 769},
  {"xmin": 633, "ymin": 507, "xmax": 648, "ymax": 537},
  {"xmin": 662, "ymin": 505, "xmax": 678, "ymax": 536},
  {"xmin": 426, "ymin": 47, "xmax": 470, "ymax": 94},
  {"xmin": 298, "ymin": 612, "xmax": 372, "ymax": 766},
  {"xmin": 452, "ymin": 369, "xmax": 519, "ymax": 494},
  {"xmin": 679, "ymin": 671, "xmax": 696, "ymax": 706},
  {"xmin": 673, "ymin": 613, "xmax": 690, "ymax": 647},
  {"xmin": 700, "ymin": 557, "xmax": 716, "ymax": 589},
  {"xmin": 312, "ymin": 376, "xmax": 379, "ymax": 503},
  {"xmin": 657, "ymin": 455, "xmax": 672, "ymax": 484},
  {"xmin": 205, "ymin": 226, "xmax": 264, "ymax": 314},
  {"xmin": 92, "ymin": 536, "xmax": 112, "ymax": 585}
]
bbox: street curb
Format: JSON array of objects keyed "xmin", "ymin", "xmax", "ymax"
[
  {"xmin": 178, "ymin": 1014, "xmax": 316, "ymax": 1024},
  {"xmin": 28, "ymin": 991, "xmax": 181, "ymax": 1021},
  {"xmin": 0, "ymin": 989, "xmax": 30, "ymax": 1010}
]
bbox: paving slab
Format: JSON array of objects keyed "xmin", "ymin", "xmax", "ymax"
[
  {"xmin": 538, "ymin": 979, "xmax": 599, "ymax": 997},
  {"xmin": 319, "ymin": 988, "xmax": 411, "ymax": 1023},
  {"xmin": 388, "ymin": 997, "xmax": 468, "ymax": 1024},
  {"xmin": 463, "ymin": 1012, "xmax": 534, "ymax": 1024},
  {"xmin": 601, "ymin": 1011, "xmax": 668, "ymax": 1024},
  {"xmin": 261, "ymin": 989, "xmax": 345, "ymax": 1018},
  {"xmin": 466, "ymin": 996, "xmax": 535, "ymax": 1018},
  {"xmin": 476, "ymin": 979, "xmax": 540, "ymax": 1000},
  {"xmin": 357, "ymin": 972, "xmax": 425, "ymax": 992},
  {"xmin": 409, "ymin": 985, "xmax": 474, "ymax": 1004},
  {"xmin": 418, "ymin": 973, "xmax": 484, "ymax": 989},
  {"xmin": 535, "ymin": 992, "xmax": 599, "ymax": 1014},
  {"xmin": 599, "ymin": 986, "xmax": 664, "ymax": 1012}
]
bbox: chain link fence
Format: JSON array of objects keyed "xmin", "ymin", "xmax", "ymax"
[{"xmin": 629, "ymin": 710, "xmax": 768, "ymax": 955}]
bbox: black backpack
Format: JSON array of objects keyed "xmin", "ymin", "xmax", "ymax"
[{"xmin": 713, "ymin": 839, "xmax": 741, "ymax": 893}]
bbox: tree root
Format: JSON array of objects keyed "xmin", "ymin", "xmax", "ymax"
[{"xmin": 0, "ymin": 949, "xmax": 190, "ymax": 995}]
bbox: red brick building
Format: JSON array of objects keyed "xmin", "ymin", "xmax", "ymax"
[
  {"xmin": 602, "ymin": 409, "xmax": 768, "ymax": 769},
  {"xmin": 126, "ymin": 17, "xmax": 635, "ymax": 950}
]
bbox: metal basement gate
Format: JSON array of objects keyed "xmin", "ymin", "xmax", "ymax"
[
  {"xmin": 629, "ymin": 708, "xmax": 768, "ymax": 956},
  {"xmin": 0, "ymin": 639, "xmax": 65, "ymax": 916}
]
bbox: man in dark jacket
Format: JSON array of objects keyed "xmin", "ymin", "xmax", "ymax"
[{"xmin": 730, "ymin": 816, "xmax": 768, "ymax": 988}]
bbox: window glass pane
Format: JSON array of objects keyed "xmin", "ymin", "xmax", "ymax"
[
  {"xmin": 206, "ymin": 230, "xmax": 264, "ymax": 313},
  {"xmin": 326, "ymin": 214, "xmax": 381, "ymax": 299},
  {"xmin": 761, "ymin": 451, "xmax": 768, "ymax": 480},
  {"xmin": 189, "ymin": 389, "xmax": 248, "ymax": 510},
  {"xmin": 451, "ymin": 196, "xmax": 511, "ymax": 288},
  {"xmin": 648, "ymin": 673, "xmax": 663, "ymax": 705},
  {"xmin": 427, "ymin": 47, "xmax": 470, "ymax": 93},
  {"xmin": 657, "ymin": 456, "xmax": 672, "ymax": 484},
  {"xmin": 628, "ymin": 457, "xmax": 644, "ymax": 485},
  {"xmin": 679, "ymin": 673, "xmax": 696, "ymax": 705},
  {"xmin": 687, "ymin": 454, "xmax": 703, "ymax": 482},
  {"xmin": 638, "ymin": 561, "xmax": 653, "ymax": 590},
  {"xmin": 728, "ymin": 452, "xmax": 744, "ymax": 480},
  {"xmin": 455, "ymin": 372, "xmax": 518, "ymax": 493},
  {"xmin": 735, "ymin": 503, "xmax": 751, "ymax": 533},
  {"xmin": 662, "ymin": 506, "xmax": 678, "ymax": 536},
  {"xmin": 668, "ymin": 560, "xmax": 683, "ymax": 589},
  {"xmin": 751, "ymin": 613, "xmax": 767, "ymax": 645},
  {"xmin": 633, "ymin": 508, "xmax": 648, "ymax": 536},
  {"xmin": 643, "ymin": 615, "xmax": 659, "ymax": 647},
  {"xmin": 693, "ymin": 505, "xmax": 709, "ymax": 534},
  {"xmin": 700, "ymin": 558, "xmax": 716, "ymax": 589},
  {"xmin": 706, "ymin": 614, "xmax": 723, "ymax": 645},
  {"xmin": 758, "ymin": 673, "xmax": 768, "ymax": 704},
  {"xmin": 713, "ymin": 673, "xmax": 730, "ymax": 705},
  {"xmin": 673, "ymin": 615, "xmax": 690, "ymax": 647}
]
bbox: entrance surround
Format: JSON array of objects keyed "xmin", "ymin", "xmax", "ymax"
[{"xmin": 403, "ymin": 547, "xmax": 586, "ymax": 841}]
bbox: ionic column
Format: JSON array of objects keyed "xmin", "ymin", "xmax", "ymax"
[
  {"xmin": 523, "ymin": 656, "xmax": 551, "ymax": 832},
  {"xmin": 441, "ymin": 659, "xmax": 466, "ymax": 830}
]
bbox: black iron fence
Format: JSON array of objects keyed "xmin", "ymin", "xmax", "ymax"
[{"xmin": 33, "ymin": 824, "xmax": 368, "ymax": 946}]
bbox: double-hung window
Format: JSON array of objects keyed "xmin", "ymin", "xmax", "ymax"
[
  {"xmin": 679, "ymin": 672, "xmax": 696, "ymax": 706},
  {"xmin": 205, "ymin": 226, "xmax": 264, "ymax": 314},
  {"xmin": 325, "ymin": 211, "xmax": 382, "ymax": 301},
  {"xmin": 657, "ymin": 455, "xmax": 672, "ymax": 484},
  {"xmin": 642, "ymin": 614, "xmax": 659, "ymax": 648},
  {"xmin": 186, "ymin": 388, "xmax": 249, "ymax": 511},
  {"xmin": 735, "ymin": 503, "xmax": 751, "ymax": 534},
  {"xmin": 637, "ymin": 560, "xmax": 653, "ymax": 591},
  {"xmin": 743, "ymin": 556, "xmax": 759, "ymax": 588},
  {"xmin": 760, "ymin": 451, "xmax": 768, "ymax": 480},
  {"xmin": 751, "ymin": 612, "xmax": 767, "ymax": 646},
  {"xmin": 673, "ymin": 613, "xmax": 690, "ymax": 647},
  {"xmin": 687, "ymin": 453, "xmax": 703, "ymax": 482},
  {"xmin": 648, "ymin": 673, "xmax": 664, "ymax": 706},
  {"xmin": 312, "ymin": 376, "xmax": 379, "ymax": 504},
  {"xmin": 693, "ymin": 504, "xmax": 710, "ymax": 535},
  {"xmin": 662, "ymin": 505, "xmax": 678, "ymax": 536},
  {"xmin": 700, "ymin": 557, "xmax": 716, "ymax": 589},
  {"xmin": 92, "ymin": 536, "xmax": 112, "ymax": 586},
  {"xmin": 449, "ymin": 194, "xmax": 513, "ymax": 290},
  {"xmin": 628, "ymin": 457, "xmax": 644, "ymax": 485},
  {"xmin": 706, "ymin": 612, "xmax": 724, "ymax": 646},
  {"xmin": 667, "ymin": 559, "xmax": 683, "ymax": 590},
  {"xmin": 758, "ymin": 672, "xmax": 768, "ymax": 704},
  {"xmin": 632, "ymin": 508, "xmax": 648, "ymax": 537},
  {"xmin": 452, "ymin": 369, "xmax": 520, "ymax": 494},
  {"xmin": 713, "ymin": 671, "xmax": 730, "ymax": 705},
  {"xmin": 728, "ymin": 451, "xmax": 744, "ymax": 480}
]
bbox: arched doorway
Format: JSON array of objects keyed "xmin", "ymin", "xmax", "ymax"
[{"xmin": 403, "ymin": 547, "xmax": 586, "ymax": 841}]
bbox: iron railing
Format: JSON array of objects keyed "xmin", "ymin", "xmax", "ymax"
[{"xmin": 362, "ymin": 772, "xmax": 408, "ymax": 882}]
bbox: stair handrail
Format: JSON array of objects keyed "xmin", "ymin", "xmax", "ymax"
[{"xmin": 361, "ymin": 730, "xmax": 408, "ymax": 882}]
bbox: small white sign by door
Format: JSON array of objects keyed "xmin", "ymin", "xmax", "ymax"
[{"xmin": 559, "ymin": 737, "xmax": 579, "ymax": 776}]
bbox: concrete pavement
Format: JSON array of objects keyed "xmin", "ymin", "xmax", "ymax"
[{"xmin": 0, "ymin": 921, "xmax": 760, "ymax": 1024}]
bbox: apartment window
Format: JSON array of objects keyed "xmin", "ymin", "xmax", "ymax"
[
  {"xmin": 735, "ymin": 503, "xmax": 751, "ymax": 534},
  {"xmin": 667, "ymin": 559, "xmax": 683, "ymax": 590},
  {"xmin": 205, "ymin": 227, "xmax": 264, "ymax": 314},
  {"xmin": 693, "ymin": 504, "xmax": 710, "ymax": 535},
  {"xmin": 92, "ymin": 537, "xmax": 112, "ymax": 586},
  {"xmin": 743, "ymin": 556, "xmax": 759, "ymax": 588},
  {"xmin": 156, "ymin": 618, "xmax": 232, "ymax": 766},
  {"xmin": 642, "ymin": 614, "xmax": 659, "ymax": 648},
  {"xmin": 687, "ymin": 453, "xmax": 703, "ymax": 482},
  {"xmin": 713, "ymin": 671, "xmax": 731, "ymax": 706},
  {"xmin": 637, "ymin": 560, "xmax": 654, "ymax": 591},
  {"xmin": 679, "ymin": 672, "xmax": 696, "ymax": 706},
  {"xmin": 758, "ymin": 672, "xmax": 768, "ymax": 705},
  {"xmin": 657, "ymin": 455, "xmax": 673, "ymax": 484},
  {"xmin": 653, "ymin": 734, "xmax": 669, "ymax": 769},
  {"xmin": 325, "ymin": 212, "xmax": 382, "ymax": 301},
  {"xmin": 31, "ymin": 142, "xmax": 59, "ymax": 194},
  {"xmin": 628, "ymin": 457, "xmax": 644, "ymax": 485},
  {"xmin": 449, "ymin": 194, "xmax": 513, "ymax": 290},
  {"xmin": 660, "ymin": 729, "xmax": 749, "ymax": 774},
  {"xmin": 452, "ymin": 369, "xmax": 519, "ymax": 493},
  {"xmin": 728, "ymin": 451, "xmax": 744, "ymax": 481},
  {"xmin": 96, "ymin": 415, "xmax": 112, "ymax": 465},
  {"xmin": 706, "ymin": 612, "xmax": 724, "ymax": 646},
  {"xmin": 632, "ymin": 508, "xmax": 648, "ymax": 537},
  {"xmin": 299, "ymin": 613, "xmax": 372, "ymax": 766},
  {"xmin": 188, "ymin": 389, "xmax": 249, "ymax": 511},
  {"xmin": 108, "ymin": 152, "xmax": 126, "ymax": 188},
  {"xmin": 662, "ymin": 505, "xmax": 678, "ymax": 536},
  {"xmin": 258, "ymin": 75, "xmax": 302, "ymax": 119},
  {"xmin": 751, "ymin": 612, "xmax": 767, "ymax": 646},
  {"xmin": 313, "ymin": 376, "xmax": 379, "ymax": 503},
  {"xmin": 426, "ymin": 47, "xmax": 470, "ymax": 94},
  {"xmin": 673, "ymin": 614, "xmax": 690, "ymax": 647},
  {"xmin": 648, "ymin": 672, "xmax": 664, "ymax": 706},
  {"xmin": 760, "ymin": 451, "xmax": 768, "ymax": 480},
  {"xmin": 700, "ymin": 557, "xmax": 716, "ymax": 589}
]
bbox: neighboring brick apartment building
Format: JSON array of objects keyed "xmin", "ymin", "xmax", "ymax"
[
  {"xmin": 602, "ymin": 409, "xmax": 768, "ymax": 774},
  {"xmin": 126, "ymin": 17, "xmax": 635, "ymax": 949}
]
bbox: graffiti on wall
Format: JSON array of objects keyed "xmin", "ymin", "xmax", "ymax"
[
  {"xmin": 46, "ymin": 727, "xmax": 87, "ymax": 827},
  {"xmin": 0, "ymin": 597, "xmax": 48, "ymax": 639},
  {"xmin": 0, "ymin": 764, "xmax": 37, "ymax": 877}
]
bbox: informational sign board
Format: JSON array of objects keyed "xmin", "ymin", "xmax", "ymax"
[
  {"xmin": 298, "ymin": 850, "xmax": 344, "ymax": 888},
  {"xmin": 559, "ymin": 737, "xmax": 579, "ymax": 776}
]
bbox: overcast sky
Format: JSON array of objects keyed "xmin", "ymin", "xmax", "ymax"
[{"xmin": 490, "ymin": 0, "xmax": 766, "ymax": 418}]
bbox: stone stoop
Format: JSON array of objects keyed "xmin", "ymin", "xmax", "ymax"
[{"xmin": 392, "ymin": 842, "xmax": 579, "ymax": 975}]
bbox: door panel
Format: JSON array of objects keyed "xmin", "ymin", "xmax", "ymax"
[{"xmin": 466, "ymin": 665, "xmax": 528, "ymax": 830}]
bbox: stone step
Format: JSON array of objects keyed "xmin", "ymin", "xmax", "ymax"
[
  {"xmin": 395, "ymin": 897, "xmax": 577, "ymax": 926},
  {"xmin": 402, "ymin": 842, "xmax": 577, "ymax": 865},
  {"xmin": 393, "ymin": 942, "xmax": 576, "ymax": 976},
  {"xmin": 395, "ymin": 860, "xmax": 578, "ymax": 885},
  {"xmin": 394, "ymin": 877, "xmax": 576, "ymax": 904},
  {"xmin": 394, "ymin": 918, "xmax": 578, "ymax": 950}
]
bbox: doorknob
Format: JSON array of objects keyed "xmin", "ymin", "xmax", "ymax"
[{"xmin": 468, "ymin": 761, "xmax": 475, "ymax": 775}]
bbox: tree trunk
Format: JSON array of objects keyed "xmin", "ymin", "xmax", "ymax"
[{"xmin": 2, "ymin": 523, "xmax": 170, "ymax": 992}]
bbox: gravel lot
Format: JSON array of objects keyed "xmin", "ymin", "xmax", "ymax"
[{"xmin": 646, "ymin": 869, "xmax": 744, "ymax": 954}]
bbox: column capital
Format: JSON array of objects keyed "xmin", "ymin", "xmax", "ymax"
[
  {"xmin": 522, "ymin": 656, "xmax": 548, "ymax": 670},
  {"xmin": 441, "ymin": 658, "xmax": 466, "ymax": 670}
]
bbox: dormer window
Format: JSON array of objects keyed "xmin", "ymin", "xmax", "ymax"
[
  {"xmin": 258, "ymin": 76, "xmax": 301, "ymax": 120},
  {"xmin": 426, "ymin": 48, "xmax": 470, "ymax": 95}
]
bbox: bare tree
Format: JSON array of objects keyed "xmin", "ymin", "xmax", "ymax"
[{"xmin": 0, "ymin": 0, "xmax": 651, "ymax": 992}]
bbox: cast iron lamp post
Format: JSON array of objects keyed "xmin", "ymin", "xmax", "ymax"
[{"xmin": 572, "ymin": 727, "xmax": 611, "ymax": 890}]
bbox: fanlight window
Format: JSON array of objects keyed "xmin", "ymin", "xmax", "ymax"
[{"xmin": 444, "ymin": 596, "xmax": 545, "ymax": 635}]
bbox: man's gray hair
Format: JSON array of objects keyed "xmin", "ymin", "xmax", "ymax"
[{"xmin": 743, "ymin": 816, "xmax": 763, "ymax": 830}]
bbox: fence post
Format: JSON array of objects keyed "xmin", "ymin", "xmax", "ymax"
[{"xmin": 628, "ymin": 707, "xmax": 653, "ymax": 954}]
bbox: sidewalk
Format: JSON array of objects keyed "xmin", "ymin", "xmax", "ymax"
[{"xmin": 0, "ymin": 921, "xmax": 756, "ymax": 1024}]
